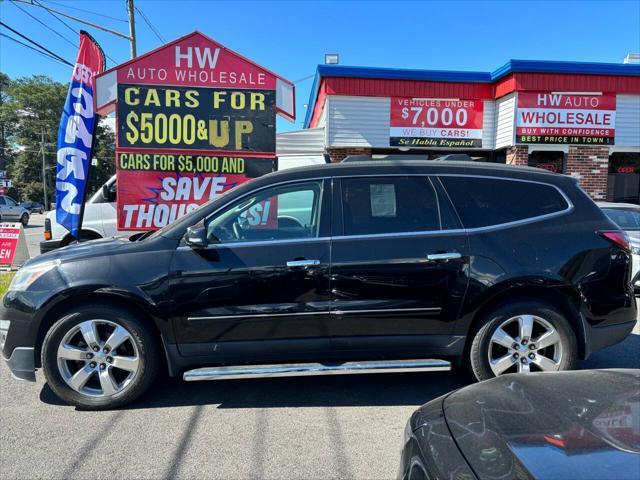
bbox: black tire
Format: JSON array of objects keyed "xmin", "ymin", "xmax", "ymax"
[
  {"xmin": 469, "ymin": 301, "xmax": 577, "ymax": 381},
  {"xmin": 41, "ymin": 304, "xmax": 160, "ymax": 410},
  {"xmin": 20, "ymin": 213, "xmax": 29, "ymax": 226}
]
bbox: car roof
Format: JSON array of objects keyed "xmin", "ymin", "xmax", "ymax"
[
  {"xmin": 266, "ymin": 160, "xmax": 571, "ymax": 185},
  {"xmin": 158, "ymin": 160, "xmax": 577, "ymax": 240},
  {"xmin": 597, "ymin": 201, "xmax": 640, "ymax": 210}
]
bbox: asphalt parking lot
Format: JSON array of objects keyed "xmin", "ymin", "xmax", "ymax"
[
  {"xmin": 23, "ymin": 213, "xmax": 47, "ymax": 259},
  {"xmin": 1, "ymin": 335, "xmax": 638, "ymax": 480},
  {"xmin": 2, "ymin": 214, "xmax": 639, "ymax": 479}
]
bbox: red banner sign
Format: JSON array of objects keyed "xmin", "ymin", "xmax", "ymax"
[
  {"xmin": 116, "ymin": 33, "xmax": 276, "ymax": 90},
  {"xmin": 516, "ymin": 92, "xmax": 616, "ymax": 145},
  {"xmin": 0, "ymin": 224, "xmax": 20, "ymax": 265},
  {"xmin": 103, "ymin": 32, "xmax": 288, "ymax": 231},
  {"xmin": 117, "ymin": 154, "xmax": 276, "ymax": 230},
  {"xmin": 390, "ymin": 98, "xmax": 484, "ymax": 148}
]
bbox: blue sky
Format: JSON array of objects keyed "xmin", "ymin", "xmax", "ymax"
[{"xmin": 1, "ymin": 0, "xmax": 639, "ymax": 132}]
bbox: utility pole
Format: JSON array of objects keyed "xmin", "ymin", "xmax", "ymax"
[
  {"xmin": 41, "ymin": 129, "xmax": 48, "ymax": 210},
  {"xmin": 126, "ymin": 0, "xmax": 137, "ymax": 59}
]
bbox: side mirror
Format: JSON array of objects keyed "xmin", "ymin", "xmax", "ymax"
[
  {"xmin": 102, "ymin": 184, "xmax": 110, "ymax": 201},
  {"xmin": 185, "ymin": 226, "xmax": 208, "ymax": 249}
]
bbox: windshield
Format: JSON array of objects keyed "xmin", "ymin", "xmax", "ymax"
[{"xmin": 602, "ymin": 208, "xmax": 640, "ymax": 231}]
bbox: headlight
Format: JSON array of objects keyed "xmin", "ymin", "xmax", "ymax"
[{"xmin": 9, "ymin": 260, "xmax": 60, "ymax": 291}]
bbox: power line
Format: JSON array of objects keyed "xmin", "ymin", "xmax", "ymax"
[
  {"xmin": 0, "ymin": 23, "xmax": 73, "ymax": 66},
  {"xmin": 10, "ymin": 0, "xmax": 78, "ymax": 50},
  {"xmin": 32, "ymin": 0, "xmax": 77, "ymax": 37},
  {"xmin": 13, "ymin": 0, "xmax": 131, "ymax": 40},
  {"xmin": 294, "ymin": 74, "xmax": 315, "ymax": 84},
  {"xmin": 0, "ymin": 33, "xmax": 71, "ymax": 67},
  {"xmin": 14, "ymin": 0, "xmax": 118, "ymax": 65},
  {"xmin": 135, "ymin": 5, "xmax": 165, "ymax": 43},
  {"xmin": 41, "ymin": 0, "xmax": 128, "ymax": 23}
]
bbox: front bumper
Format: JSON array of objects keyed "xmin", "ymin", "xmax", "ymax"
[
  {"xmin": 39, "ymin": 238, "xmax": 63, "ymax": 254},
  {"xmin": 0, "ymin": 306, "xmax": 36, "ymax": 382},
  {"xmin": 2, "ymin": 346, "xmax": 35, "ymax": 381}
]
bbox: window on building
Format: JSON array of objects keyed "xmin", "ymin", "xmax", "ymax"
[
  {"xmin": 608, "ymin": 153, "xmax": 640, "ymax": 204},
  {"xmin": 528, "ymin": 151, "xmax": 566, "ymax": 174},
  {"xmin": 439, "ymin": 176, "xmax": 569, "ymax": 229},
  {"xmin": 341, "ymin": 176, "xmax": 440, "ymax": 235}
]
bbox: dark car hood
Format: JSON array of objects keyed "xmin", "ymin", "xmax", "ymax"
[
  {"xmin": 29, "ymin": 236, "xmax": 134, "ymax": 265},
  {"xmin": 440, "ymin": 369, "xmax": 640, "ymax": 480}
]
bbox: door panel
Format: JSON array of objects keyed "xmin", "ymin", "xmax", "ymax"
[
  {"xmin": 329, "ymin": 176, "xmax": 469, "ymax": 350},
  {"xmin": 169, "ymin": 179, "xmax": 332, "ymax": 360},
  {"xmin": 330, "ymin": 233, "xmax": 469, "ymax": 335},
  {"xmin": 170, "ymin": 239, "xmax": 331, "ymax": 355}
]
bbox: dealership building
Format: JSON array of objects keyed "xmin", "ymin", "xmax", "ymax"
[{"xmin": 278, "ymin": 60, "xmax": 640, "ymax": 202}]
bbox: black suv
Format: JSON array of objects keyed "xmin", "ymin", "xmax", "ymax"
[{"xmin": 1, "ymin": 161, "xmax": 636, "ymax": 409}]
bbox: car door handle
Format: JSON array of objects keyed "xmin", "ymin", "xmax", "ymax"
[
  {"xmin": 286, "ymin": 259, "xmax": 321, "ymax": 268},
  {"xmin": 427, "ymin": 252, "xmax": 462, "ymax": 262}
]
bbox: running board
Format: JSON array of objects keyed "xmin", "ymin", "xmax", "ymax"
[{"xmin": 183, "ymin": 359, "xmax": 451, "ymax": 382}]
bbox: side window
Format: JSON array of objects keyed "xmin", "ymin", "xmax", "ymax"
[
  {"xmin": 5, "ymin": 197, "xmax": 16, "ymax": 206},
  {"xmin": 440, "ymin": 176, "xmax": 569, "ymax": 229},
  {"xmin": 341, "ymin": 176, "xmax": 440, "ymax": 235},
  {"xmin": 206, "ymin": 181, "xmax": 322, "ymax": 243},
  {"xmin": 0, "ymin": 197, "xmax": 5, "ymax": 206}
]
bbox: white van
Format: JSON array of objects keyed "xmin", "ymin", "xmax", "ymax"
[{"xmin": 40, "ymin": 175, "xmax": 133, "ymax": 253}]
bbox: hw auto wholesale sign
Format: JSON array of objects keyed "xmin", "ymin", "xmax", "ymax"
[
  {"xmin": 516, "ymin": 92, "xmax": 616, "ymax": 145},
  {"xmin": 390, "ymin": 98, "xmax": 484, "ymax": 148},
  {"xmin": 95, "ymin": 31, "xmax": 295, "ymax": 230}
]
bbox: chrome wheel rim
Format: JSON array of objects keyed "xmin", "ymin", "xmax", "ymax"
[
  {"xmin": 56, "ymin": 320, "xmax": 140, "ymax": 397},
  {"xmin": 488, "ymin": 314, "xmax": 563, "ymax": 376}
]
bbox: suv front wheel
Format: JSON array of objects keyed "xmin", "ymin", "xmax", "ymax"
[
  {"xmin": 469, "ymin": 301, "xmax": 577, "ymax": 381},
  {"xmin": 41, "ymin": 305, "xmax": 159, "ymax": 410}
]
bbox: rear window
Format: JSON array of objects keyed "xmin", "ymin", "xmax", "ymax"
[
  {"xmin": 440, "ymin": 176, "xmax": 569, "ymax": 229},
  {"xmin": 602, "ymin": 208, "xmax": 640, "ymax": 231}
]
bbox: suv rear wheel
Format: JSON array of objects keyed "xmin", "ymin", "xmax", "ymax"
[
  {"xmin": 41, "ymin": 305, "xmax": 159, "ymax": 410},
  {"xmin": 20, "ymin": 213, "xmax": 29, "ymax": 226},
  {"xmin": 469, "ymin": 301, "xmax": 577, "ymax": 381}
]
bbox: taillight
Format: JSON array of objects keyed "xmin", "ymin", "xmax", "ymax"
[{"xmin": 598, "ymin": 230, "xmax": 631, "ymax": 252}]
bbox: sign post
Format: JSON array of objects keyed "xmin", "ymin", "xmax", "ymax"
[
  {"xmin": 95, "ymin": 31, "xmax": 295, "ymax": 231},
  {"xmin": 0, "ymin": 223, "xmax": 30, "ymax": 269}
]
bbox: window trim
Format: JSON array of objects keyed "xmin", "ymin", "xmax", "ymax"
[{"xmin": 178, "ymin": 173, "xmax": 574, "ymax": 249}]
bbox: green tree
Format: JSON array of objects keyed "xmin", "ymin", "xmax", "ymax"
[
  {"xmin": 88, "ymin": 120, "xmax": 116, "ymax": 195},
  {"xmin": 0, "ymin": 72, "xmax": 14, "ymax": 171},
  {"xmin": 0, "ymin": 73, "xmax": 115, "ymax": 203},
  {"xmin": 2, "ymin": 74, "xmax": 66, "ymax": 203}
]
